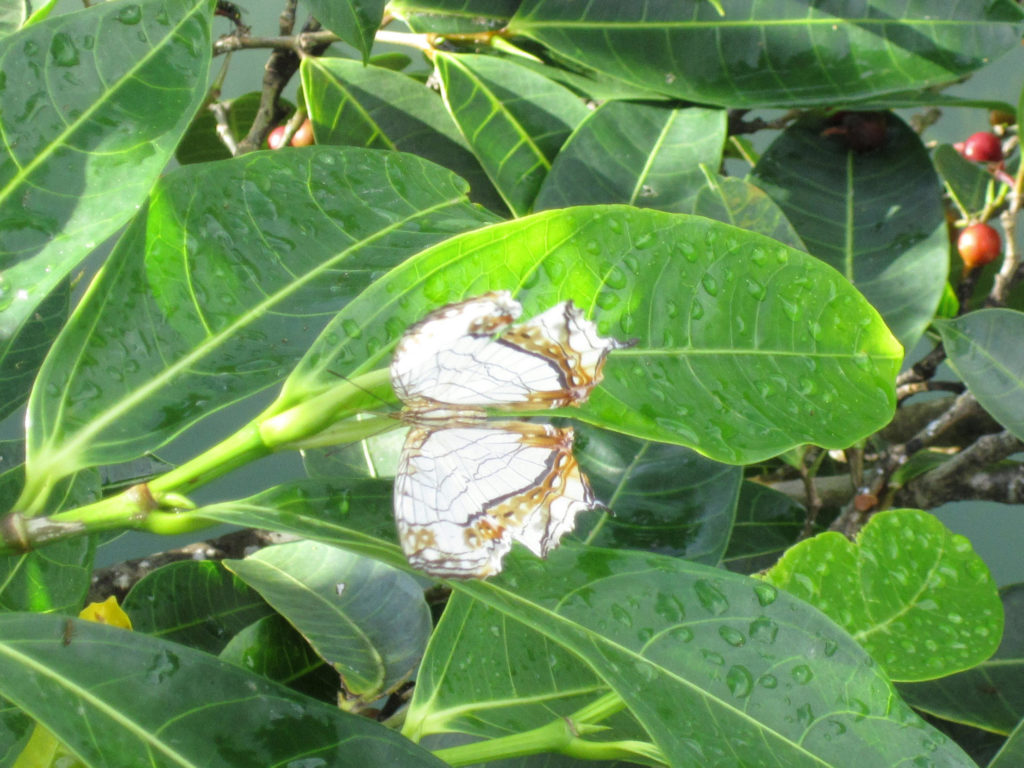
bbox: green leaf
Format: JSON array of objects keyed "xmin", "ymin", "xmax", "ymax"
[
  {"xmin": 0, "ymin": 280, "xmax": 67, "ymax": 423},
  {"xmin": 0, "ymin": 0, "xmax": 213, "ymax": 369},
  {"xmin": 434, "ymin": 52, "xmax": 589, "ymax": 216},
  {"xmin": 24, "ymin": 147, "xmax": 497, "ymax": 494},
  {"xmin": 300, "ymin": 57, "xmax": 505, "ymax": 213},
  {"xmin": 122, "ymin": 560, "xmax": 274, "ymax": 654},
  {"xmin": 507, "ymin": 1, "xmax": 1024, "ymax": 108},
  {"xmin": 722, "ymin": 481, "xmax": 807, "ymax": 574},
  {"xmin": 989, "ymin": 719, "xmax": 1024, "ymax": 768},
  {"xmin": 692, "ymin": 172, "xmax": 806, "ymax": 251},
  {"xmin": 285, "ymin": 206, "xmax": 902, "ymax": 464},
  {"xmin": 0, "ymin": 694, "xmax": 32, "ymax": 765},
  {"xmin": 898, "ymin": 583, "xmax": 1024, "ymax": 736},
  {"xmin": 534, "ymin": 102, "xmax": 726, "ymax": 212},
  {"xmin": 752, "ymin": 112, "xmax": 947, "ymax": 350},
  {"xmin": 219, "ymin": 614, "xmax": 338, "ymax": 702},
  {"xmin": 764, "ymin": 509, "xmax": 1003, "ymax": 682},
  {"xmin": 225, "ymin": 541, "xmax": 430, "ymax": 698},
  {"xmin": 0, "ymin": 613, "xmax": 449, "ymax": 767},
  {"xmin": 201, "ymin": 487, "xmax": 978, "ymax": 768},
  {"xmin": 302, "ymin": 0, "xmax": 385, "ymax": 61},
  {"xmin": 934, "ymin": 144, "xmax": 994, "ymax": 217},
  {"xmin": 936, "ymin": 309, "xmax": 1024, "ymax": 442},
  {"xmin": 390, "ymin": 0, "xmax": 518, "ymax": 34},
  {"xmin": 574, "ymin": 424, "xmax": 741, "ymax": 565}
]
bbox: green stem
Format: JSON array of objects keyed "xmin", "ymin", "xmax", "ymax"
[
  {"xmin": 431, "ymin": 692, "xmax": 663, "ymax": 767},
  {"xmin": 3, "ymin": 368, "xmax": 396, "ymax": 553}
]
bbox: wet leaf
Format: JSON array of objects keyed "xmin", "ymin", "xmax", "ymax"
[
  {"xmin": 225, "ymin": 541, "xmax": 430, "ymax": 698},
  {"xmin": 765, "ymin": 509, "xmax": 1003, "ymax": 682},
  {"xmin": 508, "ymin": 1, "xmax": 1024, "ymax": 108},
  {"xmin": 0, "ymin": 613, "xmax": 448, "ymax": 767},
  {"xmin": 752, "ymin": 112, "xmax": 947, "ymax": 349}
]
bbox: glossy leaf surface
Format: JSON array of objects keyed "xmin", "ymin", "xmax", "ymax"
[
  {"xmin": 391, "ymin": 0, "xmax": 518, "ymax": 33},
  {"xmin": 303, "ymin": 0, "xmax": 385, "ymax": 61},
  {"xmin": 199, "ymin": 487, "xmax": 976, "ymax": 768},
  {"xmin": 508, "ymin": 1, "xmax": 1024, "ymax": 108},
  {"xmin": 0, "ymin": 281, "xmax": 67, "ymax": 422},
  {"xmin": 0, "ymin": 0, "xmax": 212, "ymax": 361},
  {"xmin": 765, "ymin": 509, "xmax": 1003, "ymax": 682},
  {"xmin": 0, "ymin": 613, "xmax": 448, "ymax": 767},
  {"xmin": 752, "ymin": 112, "xmax": 946, "ymax": 349},
  {"xmin": 574, "ymin": 424, "xmax": 741, "ymax": 565},
  {"xmin": 219, "ymin": 614, "xmax": 338, "ymax": 702},
  {"xmin": 434, "ymin": 52, "xmax": 588, "ymax": 216},
  {"xmin": 937, "ymin": 309, "xmax": 1024, "ymax": 442},
  {"xmin": 122, "ymin": 560, "xmax": 274, "ymax": 654},
  {"xmin": 899, "ymin": 583, "xmax": 1024, "ymax": 735},
  {"xmin": 534, "ymin": 102, "xmax": 726, "ymax": 212},
  {"xmin": 25, "ymin": 147, "xmax": 497, "ymax": 490},
  {"xmin": 692, "ymin": 173, "xmax": 805, "ymax": 251},
  {"xmin": 287, "ymin": 205, "xmax": 902, "ymax": 464},
  {"xmin": 723, "ymin": 481, "xmax": 807, "ymax": 574},
  {"xmin": 225, "ymin": 541, "xmax": 430, "ymax": 698},
  {"xmin": 301, "ymin": 56, "xmax": 504, "ymax": 212}
]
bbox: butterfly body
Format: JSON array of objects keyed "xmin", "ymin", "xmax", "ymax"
[{"xmin": 390, "ymin": 291, "xmax": 626, "ymax": 578}]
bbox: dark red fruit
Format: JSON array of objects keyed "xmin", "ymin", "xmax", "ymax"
[
  {"xmin": 821, "ymin": 112, "xmax": 888, "ymax": 152},
  {"xmin": 267, "ymin": 125, "xmax": 288, "ymax": 150},
  {"xmin": 959, "ymin": 132, "xmax": 1002, "ymax": 163},
  {"xmin": 957, "ymin": 223, "xmax": 1001, "ymax": 270}
]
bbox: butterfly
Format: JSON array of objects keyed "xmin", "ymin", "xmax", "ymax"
[{"xmin": 390, "ymin": 291, "xmax": 628, "ymax": 578}]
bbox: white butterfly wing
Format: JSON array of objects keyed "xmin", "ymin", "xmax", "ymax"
[
  {"xmin": 391, "ymin": 291, "xmax": 626, "ymax": 413},
  {"xmin": 394, "ymin": 423, "xmax": 598, "ymax": 578}
]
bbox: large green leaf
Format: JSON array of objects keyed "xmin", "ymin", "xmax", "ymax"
[
  {"xmin": 197, "ymin": 488, "xmax": 977, "ymax": 768},
  {"xmin": 122, "ymin": 560, "xmax": 274, "ymax": 654},
  {"xmin": 534, "ymin": 102, "xmax": 726, "ymax": 212},
  {"xmin": 574, "ymin": 424, "xmax": 741, "ymax": 565},
  {"xmin": 302, "ymin": 0, "xmax": 385, "ymax": 61},
  {"xmin": 0, "ymin": 280, "xmax": 67, "ymax": 422},
  {"xmin": 933, "ymin": 144, "xmax": 993, "ymax": 218},
  {"xmin": 23, "ymin": 147, "xmax": 497, "ymax": 496},
  {"xmin": 0, "ymin": 613, "xmax": 448, "ymax": 767},
  {"xmin": 390, "ymin": 0, "xmax": 518, "ymax": 34},
  {"xmin": 300, "ymin": 57, "xmax": 505, "ymax": 212},
  {"xmin": 225, "ymin": 541, "xmax": 430, "ymax": 698},
  {"xmin": 507, "ymin": 1, "xmax": 1024, "ymax": 108},
  {"xmin": 283, "ymin": 206, "xmax": 902, "ymax": 464},
  {"xmin": 0, "ymin": 0, "xmax": 213, "ymax": 374},
  {"xmin": 765, "ymin": 509, "xmax": 1003, "ymax": 683},
  {"xmin": 936, "ymin": 309, "xmax": 1024, "ymax": 442},
  {"xmin": 434, "ymin": 52, "xmax": 589, "ymax": 216},
  {"xmin": 898, "ymin": 584, "xmax": 1024, "ymax": 736},
  {"xmin": 989, "ymin": 720, "xmax": 1024, "ymax": 768},
  {"xmin": 752, "ymin": 112, "xmax": 947, "ymax": 350}
]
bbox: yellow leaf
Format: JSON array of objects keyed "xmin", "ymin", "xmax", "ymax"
[{"xmin": 78, "ymin": 595, "xmax": 132, "ymax": 630}]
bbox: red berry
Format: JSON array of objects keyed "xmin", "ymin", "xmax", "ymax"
[
  {"xmin": 290, "ymin": 118, "xmax": 315, "ymax": 147},
  {"xmin": 267, "ymin": 125, "xmax": 288, "ymax": 150},
  {"xmin": 957, "ymin": 223, "xmax": 1001, "ymax": 269},
  {"xmin": 960, "ymin": 132, "xmax": 1002, "ymax": 163}
]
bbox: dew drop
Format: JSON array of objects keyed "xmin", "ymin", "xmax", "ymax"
[
  {"xmin": 726, "ymin": 665, "xmax": 753, "ymax": 698},
  {"xmin": 670, "ymin": 627, "xmax": 694, "ymax": 643},
  {"xmin": 701, "ymin": 274, "xmax": 719, "ymax": 296},
  {"xmin": 701, "ymin": 649, "xmax": 725, "ymax": 666},
  {"xmin": 118, "ymin": 4, "xmax": 142, "ymax": 24},
  {"xmin": 610, "ymin": 603, "xmax": 633, "ymax": 627},
  {"xmin": 690, "ymin": 300, "xmax": 704, "ymax": 320},
  {"xmin": 341, "ymin": 319, "xmax": 362, "ymax": 339},
  {"xmin": 758, "ymin": 674, "xmax": 778, "ymax": 689},
  {"xmin": 748, "ymin": 616, "xmax": 778, "ymax": 644},
  {"xmin": 753, "ymin": 582, "xmax": 778, "ymax": 606},
  {"xmin": 746, "ymin": 279, "xmax": 766, "ymax": 300},
  {"xmin": 678, "ymin": 242, "xmax": 698, "ymax": 263},
  {"xmin": 791, "ymin": 664, "xmax": 814, "ymax": 684},
  {"xmin": 694, "ymin": 579, "xmax": 729, "ymax": 616},
  {"xmin": 634, "ymin": 232, "xmax": 655, "ymax": 250},
  {"xmin": 718, "ymin": 625, "xmax": 746, "ymax": 647},
  {"xmin": 50, "ymin": 33, "xmax": 79, "ymax": 67}
]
